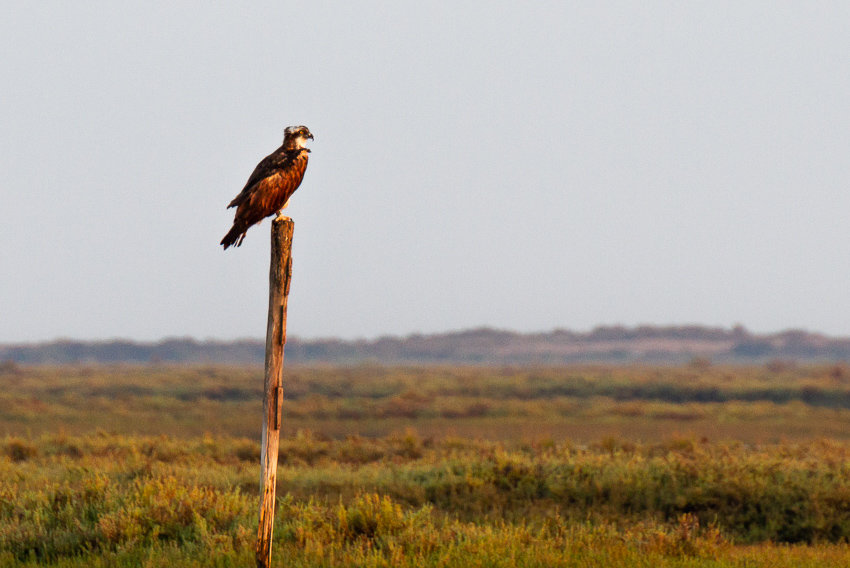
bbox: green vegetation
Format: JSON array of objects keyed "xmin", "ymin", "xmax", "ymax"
[
  {"xmin": 3, "ymin": 363, "xmax": 850, "ymax": 566},
  {"xmin": 4, "ymin": 363, "xmax": 850, "ymax": 442}
]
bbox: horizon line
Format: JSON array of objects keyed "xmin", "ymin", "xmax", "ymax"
[{"xmin": 1, "ymin": 323, "xmax": 843, "ymax": 347}]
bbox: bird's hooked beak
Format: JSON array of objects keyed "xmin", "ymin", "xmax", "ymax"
[{"xmin": 306, "ymin": 132, "xmax": 314, "ymax": 140}]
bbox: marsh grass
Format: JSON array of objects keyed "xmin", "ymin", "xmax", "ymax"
[
  {"xmin": 4, "ymin": 364, "xmax": 850, "ymax": 566},
  {"xmin": 3, "ymin": 432, "xmax": 850, "ymax": 566},
  {"xmin": 5, "ymin": 364, "xmax": 850, "ymax": 443}
]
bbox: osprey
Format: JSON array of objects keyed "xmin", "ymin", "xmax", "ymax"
[{"xmin": 220, "ymin": 125, "xmax": 314, "ymax": 249}]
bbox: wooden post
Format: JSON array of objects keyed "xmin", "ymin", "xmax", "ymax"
[{"xmin": 256, "ymin": 216, "xmax": 294, "ymax": 568}]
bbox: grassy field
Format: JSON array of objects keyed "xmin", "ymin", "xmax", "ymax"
[{"xmin": 3, "ymin": 363, "xmax": 850, "ymax": 566}]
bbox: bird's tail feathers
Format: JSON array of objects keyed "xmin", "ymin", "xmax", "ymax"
[{"xmin": 220, "ymin": 225, "xmax": 246, "ymax": 250}]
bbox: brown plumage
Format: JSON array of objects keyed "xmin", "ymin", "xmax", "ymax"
[{"xmin": 221, "ymin": 125, "xmax": 314, "ymax": 249}]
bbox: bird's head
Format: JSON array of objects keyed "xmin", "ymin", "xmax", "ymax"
[{"xmin": 283, "ymin": 125, "xmax": 314, "ymax": 150}]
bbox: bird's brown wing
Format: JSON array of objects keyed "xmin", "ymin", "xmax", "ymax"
[
  {"xmin": 227, "ymin": 145, "xmax": 289, "ymax": 209},
  {"xmin": 221, "ymin": 147, "xmax": 309, "ymax": 249},
  {"xmin": 231, "ymin": 152, "xmax": 309, "ymax": 226}
]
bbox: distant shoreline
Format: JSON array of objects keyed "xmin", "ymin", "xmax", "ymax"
[{"xmin": 3, "ymin": 325, "xmax": 849, "ymax": 365}]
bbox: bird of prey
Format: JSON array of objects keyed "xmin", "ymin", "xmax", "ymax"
[{"xmin": 220, "ymin": 125, "xmax": 314, "ymax": 249}]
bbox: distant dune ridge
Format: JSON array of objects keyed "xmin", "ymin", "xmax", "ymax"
[{"xmin": 2, "ymin": 325, "xmax": 850, "ymax": 365}]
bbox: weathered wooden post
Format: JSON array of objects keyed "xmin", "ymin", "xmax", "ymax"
[{"xmin": 256, "ymin": 216, "xmax": 294, "ymax": 568}]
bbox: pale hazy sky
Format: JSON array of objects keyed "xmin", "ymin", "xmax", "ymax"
[{"xmin": 2, "ymin": 2, "xmax": 850, "ymax": 343}]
